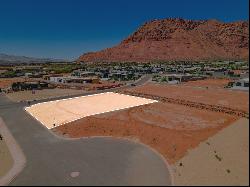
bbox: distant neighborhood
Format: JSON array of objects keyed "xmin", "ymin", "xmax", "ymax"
[{"xmin": 0, "ymin": 60, "xmax": 249, "ymax": 94}]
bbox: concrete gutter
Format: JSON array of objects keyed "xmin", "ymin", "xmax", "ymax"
[{"xmin": 0, "ymin": 118, "xmax": 26, "ymax": 186}]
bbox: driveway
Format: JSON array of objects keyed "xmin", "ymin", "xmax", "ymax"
[{"xmin": 0, "ymin": 93, "xmax": 172, "ymax": 186}]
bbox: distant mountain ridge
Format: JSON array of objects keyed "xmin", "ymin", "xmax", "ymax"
[
  {"xmin": 78, "ymin": 18, "xmax": 249, "ymax": 63},
  {"xmin": 0, "ymin": 53, "xmax": 69, "ymax": 64}
]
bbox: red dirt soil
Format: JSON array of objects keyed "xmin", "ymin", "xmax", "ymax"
[
  {"xmin": 126, "ymin": 83, "xmax": 249, "ymax": 113},
  {"xmin": 182, "ymin": 78, "xmax": 231, "ymax": 89},
  {"xmin": 54, "ymin": 102, "xmax": 238, "ymax": 164}
]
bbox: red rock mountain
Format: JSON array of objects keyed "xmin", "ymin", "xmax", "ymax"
[{"xmin": 78, "ymin": 18, "xmax": 249, "ymax": 63}]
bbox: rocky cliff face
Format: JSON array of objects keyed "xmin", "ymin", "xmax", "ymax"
[{"xmin": 78, "ymin": 18, "xmax": 249, "ymax": 63}]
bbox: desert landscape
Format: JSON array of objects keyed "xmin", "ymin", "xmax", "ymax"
[
  {"xmin": 0, "ymin": 1, "xmax": 249, "ymax": 185},
  {"xmin": 51, "ymin": 80, "xmax": 249, "ymax": 185}
]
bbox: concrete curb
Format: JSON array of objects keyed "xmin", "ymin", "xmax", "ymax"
[{"xmin": 0, "ymin": 118, "xmax": 26, "ymax": 186}]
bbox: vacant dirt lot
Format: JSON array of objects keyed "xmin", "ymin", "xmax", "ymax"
[
  {"xmin": 6, "ymin": 88, "xmax": 87, "ymax": 102},
  {"xmin": 25, "ymin": 92, "xmax": 157, "ymax": 129},
  {"xmin": 182, "ymin": 78, "xmax": 231, "ymax": 89},
  {"xmin": 125, "ymin": 83, "xmax": 249, "ymax": 112},
  {"xmin": 51, "ymin": 82, "xmax": 248, "ymax": 185},
  {"xmin": 54, "ymin": 102, "xmax": 237, "ymax": 164}
]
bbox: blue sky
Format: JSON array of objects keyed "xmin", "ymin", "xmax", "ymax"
[{"xmin": 0, "ymin": 0, "xmax": 248, "ymax": 60}]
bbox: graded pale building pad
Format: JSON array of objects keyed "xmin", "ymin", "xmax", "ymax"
[{"xmin": 25, "ymin": 92, "xmax": 157, "ymax": 129}]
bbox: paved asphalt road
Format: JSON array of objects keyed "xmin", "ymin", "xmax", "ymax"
[{"xmin": 0, "ymin": 77, "xmax": 172, "ymax": 186}]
